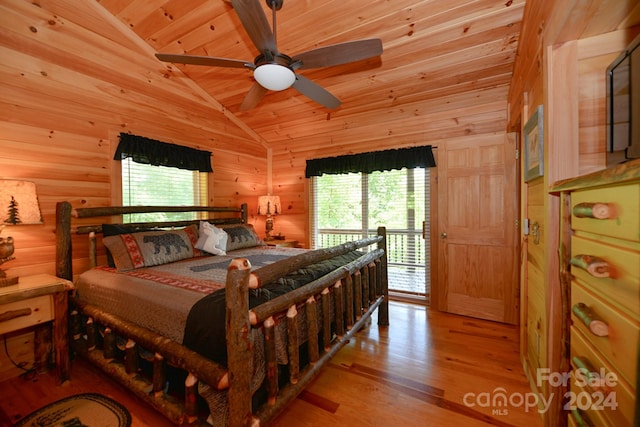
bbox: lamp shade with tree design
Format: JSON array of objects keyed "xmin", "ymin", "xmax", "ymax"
[
  {"xmin": 257, "ymin": 195, "xmax": 281, "ymax": 241},
  {"xmin": 0, "ymin": 180, "xmax": 43, "ymax": 286}
]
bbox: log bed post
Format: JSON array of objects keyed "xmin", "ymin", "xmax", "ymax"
[{"xmin": 225, "ymin": 258, "xmax": 253, "ymax": 427}]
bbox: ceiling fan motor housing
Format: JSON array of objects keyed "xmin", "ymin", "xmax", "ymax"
[{"xmin": 265, "ymin": 0, "xmax": 284, "ymax": 11}]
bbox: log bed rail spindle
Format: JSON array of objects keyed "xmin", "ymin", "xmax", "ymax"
[
  {"xmin": 264, "ymin": 316, "xmax": 278, "ymax": 405},
  {"xmin": 286, "ymin": 305, "xmax": 300, "ymax": 385},
  {"xmin": 321, "ymin": 288, "xmax": 332, "ymax": 351}
]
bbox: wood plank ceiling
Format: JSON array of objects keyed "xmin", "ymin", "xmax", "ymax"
[{"xmin": 93, "ymin": 0, "xmax": 525, "ymax": 148}]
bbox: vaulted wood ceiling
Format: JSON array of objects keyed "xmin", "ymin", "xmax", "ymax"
[{"xmin": 94, "ymin": 0, "xmax": 526, "ymax": 147}]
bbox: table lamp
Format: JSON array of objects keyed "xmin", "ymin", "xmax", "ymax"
[
  {"xmin": 257, "ymin": 195, "xmax": 281, "ymax": 241},
  {"xmin": 0, "ymin": 180, "xmax": 43, "ymax": 286}
]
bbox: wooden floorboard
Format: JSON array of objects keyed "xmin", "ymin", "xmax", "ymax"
[{"xmin": 0, "ymin": 301, "xmax": 544, "ymax": 426}]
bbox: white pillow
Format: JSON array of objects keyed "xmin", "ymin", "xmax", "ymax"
[{"xmin": 195, "ymin": 221, "xmax": 228, "ymax": 255}]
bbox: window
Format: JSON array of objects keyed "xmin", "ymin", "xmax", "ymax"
[
  {"xmin": 115, "ymin": 133, "xmax": 212, "ymax": 223},
  {"xmin": 311, "ymin": 168, "xmax": 431, "ymax": 298},
  {"xmin": 121, "ymin": 158, "xmax": 208, "ymax": 223}
]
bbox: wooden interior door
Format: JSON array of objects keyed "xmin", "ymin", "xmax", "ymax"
[{"xmin": 434, "ymin": 133, "xmax": 518, "ymax": 324}]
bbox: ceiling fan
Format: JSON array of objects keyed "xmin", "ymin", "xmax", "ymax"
[{"xmin": 155, "ymin": 0, "xmax": 383, "ymax": 110}]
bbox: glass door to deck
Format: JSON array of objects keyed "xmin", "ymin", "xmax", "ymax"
[{"xmin": 312, "ymin": 168, "xmax": 430, "ymax": 302}]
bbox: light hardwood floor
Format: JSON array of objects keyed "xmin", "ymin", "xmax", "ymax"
[{"xmin": 0, "ymin": 301, "xmax": 544, "ymax": 426}]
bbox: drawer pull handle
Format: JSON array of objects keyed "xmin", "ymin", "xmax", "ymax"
[
  {"xmin": 0, "ymin": 308, "xmax": 32, "ymax": 323},
  {"xmin": 571, "ymin": 408, "xmax": 592, "ymax": 427},
  {"xmin": 572, "ymin": 303, "xmax": 609, "ymax": 337},
  {"xmin": 570, "ymin": 254, "xmax": 610, "ymax": 278},
  {"xmin": 573, "ymin": 202, "xmax": 616, "ymax": 219},
  {"xmin": 572, "ymin": 356, "xmax": 604, "ymax": 387}
]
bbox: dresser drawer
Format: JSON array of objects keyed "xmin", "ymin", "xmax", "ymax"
[
  {"xmin": 571, "ymin": 235, "xmax": 640, "ymax": 319},
  {"xmin": 571, "ymin": 183, "xmax": 640, "ymax": 242},
  {"xmin": 571, "ymin": 283, "xmax": 639, "ymax": 386},
  {"xmin": 570, "ymin": 326, "xmax": 635, "ymax": 426},
  {"xmin": 0, "ymin": 295, "xmax": 54, "ymax": 335}
]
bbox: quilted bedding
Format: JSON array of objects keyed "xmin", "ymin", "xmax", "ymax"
[
  {"xmin": 74, "ymin": 245, "xmax": 362, "ymax": 363},
  {"xmin": 74, "ymin": 245, "xmax": 306, "ymax": 343}
]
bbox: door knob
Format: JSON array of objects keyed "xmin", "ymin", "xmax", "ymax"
[{"xmin": 440, "ymin": 232, "xmax": 447, "ymax": 239}]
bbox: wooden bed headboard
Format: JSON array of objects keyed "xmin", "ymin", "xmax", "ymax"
[{"xmin": 55, "ymin": 202, "xmax": 248, "ymax": 281}]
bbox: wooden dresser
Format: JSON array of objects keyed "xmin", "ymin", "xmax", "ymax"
[{"xmin": 552, "ymin": 159, "xmax": 640, "ymax": 427}]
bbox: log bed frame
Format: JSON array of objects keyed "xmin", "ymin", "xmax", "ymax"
[{"xmin": 55, "ymin": 202, "xmax": 389, "ymax": 426}]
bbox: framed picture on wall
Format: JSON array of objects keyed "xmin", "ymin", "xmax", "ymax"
[{"xmin": 524, "ymin": 105, "xmax": 544, "ymax": 182}]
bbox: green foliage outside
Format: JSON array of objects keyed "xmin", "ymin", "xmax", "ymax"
[
  {"xmin": 316, "ymin": 168, "xmax": 427, "ymax": 231},
  {"xmin": 122, "ymin": 160, "xmax": 202, "ymax": 223},
  {"xmin": 315, "ymin": 168, "xmax": 429, "ymax": 280}
]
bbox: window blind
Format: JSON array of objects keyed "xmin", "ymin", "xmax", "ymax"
[{"xmin": 121, "ymin": 158, "xmax": 208, "ymax": 222}]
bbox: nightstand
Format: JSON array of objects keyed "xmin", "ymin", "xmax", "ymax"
[
  {"xmin": 0, "ymin": 274, "xmax": 74, "ymax": 383},
  {"xmin": 266, "ymin": 239, "xmax": 299, "ymax": 248}
]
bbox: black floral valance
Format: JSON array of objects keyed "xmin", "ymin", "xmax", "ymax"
[
  {"xmin": 114, "ymin": 133, "xmax": 213, "ymax": 173},
  {"xmin": 305, "ymin": 145, "xmax": 436, "ymax": 178}
]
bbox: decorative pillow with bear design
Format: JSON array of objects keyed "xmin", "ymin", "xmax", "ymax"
[
  {"xmin": 102, "ymin": 223, "xmax": 155, "ymax": 267},
  {"xmin": 103, "ymin": 224, "xmax": 200, "ymax": 271},
  {"xmin": 218, "ymin": 224, "xmax": 264, "ymax": 252}
]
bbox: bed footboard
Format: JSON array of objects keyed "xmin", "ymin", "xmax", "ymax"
[{"xmin": 225, "ymin": 227, "xmax": 389, "ymax": 426}]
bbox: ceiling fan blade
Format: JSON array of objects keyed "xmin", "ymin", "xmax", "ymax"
[
  {"xmin": 155, "ymin": 53, "xmax": 253, "ymax": 69},
  {"xmin": 292, "ymin": 39, "xmax": 383, "ymax": 69},
  {"xmin": 292, "ymin": 74, "xmax": 341, "ymax": 109},
  {"xmin": 240, "ymin": 82, "xmax": 269, "ymax": 111},
  {"xmin": 231, "ymin": 0, "xmax": 277, "ymax": 54}
]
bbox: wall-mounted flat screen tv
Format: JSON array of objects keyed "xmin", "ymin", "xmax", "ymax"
[{"xmin": 607, "ymin": 33, "xmax": 640, "ymax": 167}]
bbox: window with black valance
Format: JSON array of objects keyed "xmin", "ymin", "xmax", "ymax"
[
  {"xmin": 305, "ymin": 145, "xmax": 436, "ymax": 178},
  {"xmin": 114, "ymin": 133, "xmax": 213, "ymax": 173}
]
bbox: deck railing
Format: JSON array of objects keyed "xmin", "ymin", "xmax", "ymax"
[{"xmin": 317, "ymin": 229, "xmax": 427, "ymax": 296}]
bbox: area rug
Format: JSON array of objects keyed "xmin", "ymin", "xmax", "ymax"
[{"xmin": 14, "ymin": 393, "xmax": 131, "ymax": 427}]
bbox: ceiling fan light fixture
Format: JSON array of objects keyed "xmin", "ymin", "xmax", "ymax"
[{"xmin": 254, "ymin": 64, "xmax": 295, "ymax": 91}]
